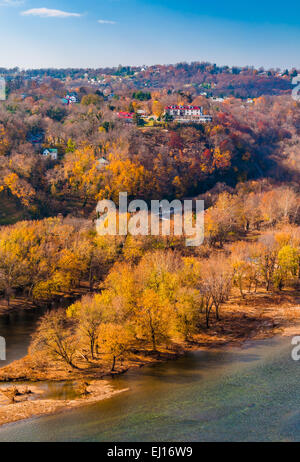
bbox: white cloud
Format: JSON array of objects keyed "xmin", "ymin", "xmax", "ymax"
[
  {"xmin": 21, "ymin": 8, "xmax": 81, "ymax": 18},
  {"xmin": 97, "ymin": 19, "xmax": 116, "ymax": 24}
]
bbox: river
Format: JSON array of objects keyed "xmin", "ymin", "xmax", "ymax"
[
  {"xmin": 0, "ymin": 307, "xmax": 299, "ymax": 441},
  {"xmin": 0, "ymin": 306, "xmax": 48, "ymax": 366}
]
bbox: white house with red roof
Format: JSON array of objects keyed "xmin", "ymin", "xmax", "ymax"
[
  {"xmin": 165, "ymin": 105, "xmax": 212, "ymax": 123},
  {"xmin": 165, "ymin": 105, "xmax": 202, "ymax": 117}
]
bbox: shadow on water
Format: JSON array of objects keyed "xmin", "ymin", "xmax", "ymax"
[
  {"xmin": 117, "ymin": 350, "xmax": 262, "ymax": 386},
  {"xmin": 0, "ymin": 298, "xmax": 76, "ymax": 367},
  {"xmin": 0, "ymin": 307, "xmax": 49, "ymax": 367},
  {"xmin": 0, "ymin": 330, "xmax": 298, "ymax": 441}
]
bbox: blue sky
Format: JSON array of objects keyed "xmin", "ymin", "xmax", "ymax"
[{"xmin": 0, "ymin": 0, "xmax": 300, "ymax": 69}]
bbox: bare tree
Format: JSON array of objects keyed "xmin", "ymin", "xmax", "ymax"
[
  {"xmin": 31, "ymin": 310, "xmax": 79, "ymax": 369},
  {"xmin": 67, "ymin": 294, "xmax": 106, "ymax": 359},
  {"xmin": 257, "ymin": 233, "xmax": 278, "ymax": 291},
  {"xmin": 202, "ymin": 256, "xmax": 233, "ymax": 323},
  {"xmin": 0, "ymin": 247, "xmax": 27, "ymax": 306}
]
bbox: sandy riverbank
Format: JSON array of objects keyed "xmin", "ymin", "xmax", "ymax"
[{"xmin": 0, "ymin": 381, "xmax": 128, "ymax": 427}]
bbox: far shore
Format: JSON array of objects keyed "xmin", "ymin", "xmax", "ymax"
[
  {"xmin": 0, "ymin": 296, "xmax": 37, "ymax": 316},
  {"xmin": 0, "ymin": 288, "xmax": 300, "ymax": 427},
  {"xmin": 0, "ymin": 282, "xmax": 94, "ymax": 316}
]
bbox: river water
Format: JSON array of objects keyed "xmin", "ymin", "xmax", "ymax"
[
  {"xmin": 0, "ymin": 306, "xmax": 48, "ymax": 366},
  {"xmin": 0, "ymin": 308, "xmax": 300, "ymax": 441}
]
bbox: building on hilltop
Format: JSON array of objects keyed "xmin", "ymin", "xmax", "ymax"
[{"xmin": 164, "ymin": 105, "xmax": 212, "ymax": 123}]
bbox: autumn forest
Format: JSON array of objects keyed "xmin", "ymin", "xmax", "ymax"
[{"xmin": 0, "ymin": 63, "xmax": 299, "ymax": 396}]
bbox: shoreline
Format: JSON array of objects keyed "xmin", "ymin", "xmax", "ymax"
[
  {"xmin": 0, "ymin": 325, "xmax": 297, "ymax": 430},
  {"xmin": 0, "ymin": 283, "xmax": 94, "ymax": 316},
  {"xmin": 0, "ymin": 381, "xmax": 129, "ymax": 427},
  {"xmin": 0, "ymin": 288, "xmax": 300, "ymax": 427}
]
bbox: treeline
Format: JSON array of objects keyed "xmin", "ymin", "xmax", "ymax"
[
  {"xmin": 204, "ymin": 184, "xmax": 300, "ymax": 246},
  {"xmin": 0, "ymin": 215, "xmax": 194, "ymax": 305},
  {"xmin": 0, "ymin": 182, "xmax": 299, "ymax": 306},
  {"xmin": 2, "ymin": 62, "xmax": 295, "ymax": 97},
  {"xmin": 31, "ymin": 222, "xmax": 300, "ymax": 371},
  {"xmin": 0, "ymin": 217, "xmax": 121, "ymax": 304}
]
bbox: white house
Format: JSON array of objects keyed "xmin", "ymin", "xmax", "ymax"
[
  {"xmin": 165, "ymin": 105, "xmax": 212, "ymax": 123},
  {"xmin": 65, "ymin": 92, "xmax": 79, "ymax": 104},
  {"xmin": 165, "ymin": 105, "xmax": 204, "ymax": 117},
  {"xmin": 42, "ymin": 148, "xmax": 58, "ymax": 160}
]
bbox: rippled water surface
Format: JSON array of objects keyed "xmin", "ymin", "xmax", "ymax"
[{"xmin": 0, "ymin": 331, "xmax": 299, "ymax": 442}]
